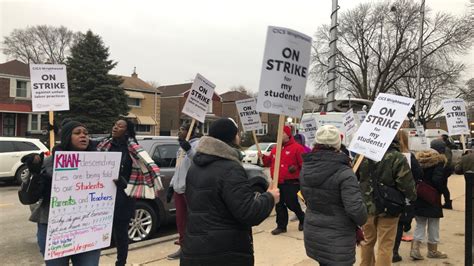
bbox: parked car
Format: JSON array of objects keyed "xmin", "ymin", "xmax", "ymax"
[
  {"xmin": 128, "ymin": 136, "xmax": 270, "ymax": 242},
  {"xmin": 0, "ymin": 137, "xmax": 49, "ymax": 184},
  {"xmin": 242, "ymin": 142, "xmax": 276, "ymax": 165}
]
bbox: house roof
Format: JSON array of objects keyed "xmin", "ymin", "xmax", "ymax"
[
  {"xmin": 118, "ymin": 74, "xmax": 158, "ymax": 93},
  {"xmin": 0, "ymin": 60, "xmax": 30, "ymax": 77},
  {"xmin": 157, "ymin": 83, "xmax": 193, "ymax": 97},
  {"xmin": 220, "ymin": 91, "xmax": 252, "ymax": 102}
]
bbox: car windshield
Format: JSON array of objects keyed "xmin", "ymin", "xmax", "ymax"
[{"xmin": 248, "ymin": 143, "xmax": 270, "ymax": 151}]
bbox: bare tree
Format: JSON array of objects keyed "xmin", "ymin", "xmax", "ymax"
[
  {"xmin": 230, "ymin": 85, "xmax": 256, "ymax": 97},
  {"xmin": 311, "ymin": 0, "xmax": 474, "ymax": 100},
  {"xmin": 2, "ymin": 25, "xmax": 81, "ymax": 64}
]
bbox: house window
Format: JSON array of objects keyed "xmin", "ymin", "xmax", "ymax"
[
  {"xmin": 127, "ymin": 98, "xmax": 141, "ymax": 107},
  {"xmin": 256, "ymin": 123, "xmax": 268, "ymax": 136},
  {"xmin": 3, "ymin": 113, "xmax": 16, "ymax": 136},
  {"xmin": 203, "ymin": 121, "xmax": 212, "ymax": 135},
  {"xmin": 28, "ymin": 114, "xmax": 42, "ymax": 132},
  {"xmin": 207, "ymin": 100, "xmax": 213, "ymax": 113},
  {"xmin": 16, "ymin": 80, "xmax": 28, "ymax": 98},
  {"xmin": 135, "ymin": 125, "xmax": 151, "ymax": 133}
]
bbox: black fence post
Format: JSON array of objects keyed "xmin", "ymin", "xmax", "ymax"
[{"xmin": 465, "ymin": 171, "xmax": 474, "ymax": 266}]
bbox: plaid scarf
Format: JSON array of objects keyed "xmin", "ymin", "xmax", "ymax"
[{"xmin": 97, "ymin": 137, "xmax": 163, "ymax": 199}]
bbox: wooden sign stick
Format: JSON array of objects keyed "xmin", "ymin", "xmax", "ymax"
[{"xmin": 272, "ymin": 115, "xmax": 286, "ymax": 189}]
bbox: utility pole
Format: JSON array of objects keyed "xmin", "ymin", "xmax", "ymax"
[
  {"xmin": 326, "ymin": 0, "xmax": 339, "ymax": 112},
  {"xmin": 414, "ymin": 0, "xmax": 426, "ymax": 124}
]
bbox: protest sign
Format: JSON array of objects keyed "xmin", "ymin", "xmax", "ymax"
[
  {"xmin": 348, "ymin": 93, "xmax": 415, "ymax": 162},
  {"xmin": 442, "ymin": 99, "xmax": 469, "ymax": 136},
  {"xmin": 343, "ymin": 109, "xmax": 357, "ymax": 137},
  {"xmin": 300, "ymin": 116, "xmax": 318, "ymax": 147},
  {"xmin": 182, "ymin": 73, "xmax": 216, "ymax": 123},
  {"xmin": 357, "ymin": 111, "xmax": 367, "ymax": 125},
  {"xmin": 236, "ymin": 98, "xmax": 263, "ymax": 132},
  {"xmin": 30, "ymin": 64, "xmax": 69, "ymax": 112},
  {"xmin": 256, "ymin": 26, "xmax": 312, "ymax": 118},
  {"xmin": 44, "ymin": 151, "xmax": 120, "ymax": 261}
]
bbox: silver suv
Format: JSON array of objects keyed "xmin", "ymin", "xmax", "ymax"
[{"xmin": 128, "ymin": 136, "xmax": 270, "ymax": 242}]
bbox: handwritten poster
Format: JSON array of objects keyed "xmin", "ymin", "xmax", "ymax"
[{"xmin": 44, "ymin": 151, "xmax": 120, "ymax": 260}]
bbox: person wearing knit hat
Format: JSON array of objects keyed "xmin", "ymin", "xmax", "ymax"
[
  {"xmin": 314, "ymin": 125, "xmax": 341, "ymax": 150},
  {"xmin": 181, "ymin": 118, "xmax": 279, "ymax": 265},
  {"xmin": 259, "ymin": 124, "xmax": 306, "ymax": 235}
]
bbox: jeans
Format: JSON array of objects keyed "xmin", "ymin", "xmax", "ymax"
[
  {"xmin": 275, "ymin": 182, "xmax": 305, "ymax": 229},
  {"xmin": 37, "ymin": 223, "xmax": 100, "ymax": 266},
  {"xmin": 413, "ymin": 216, "xmax": 440, "ymax": 244},
  {"xmin": 360, "ymin": 215, "xmax": 399, "ymax": 266}
]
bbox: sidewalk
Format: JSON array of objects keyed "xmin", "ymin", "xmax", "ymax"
[{"xmin": 100, "ymin": 174, "xmax": 468, "ymax": 265}]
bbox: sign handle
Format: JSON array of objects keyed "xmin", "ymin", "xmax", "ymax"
[
  {"xmin": 352, "ymin": 155, "xmax": 364, "ymax": 173},
  {"xmin": 176, "ymin": 118, "xmax": 196, "ymax": 168},
  {"xmin": 460, "ymin": 134, "xmax": 467, "ymax": 153},
  {"xmin": 49, "ymin": 110, "xmax": 55, "ymax": 151},
  {"xmin": 272, "ymin": 115, "xmax": 286, "ymax": 189},
  {"xmin": 252, "ymin": 130, "xmax": 263, "ymax": 166}
]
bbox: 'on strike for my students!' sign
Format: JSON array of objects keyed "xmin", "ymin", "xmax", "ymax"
[
  {"xmin": 235, "ymin": 98, "xmax": 263, "ymax": 132},
  {"xmin": 44, "ymin": 151, "xmax": 120, "ymax": 261},
  {"xmin": 29, "ymin": 64, "xmax": 69, "ymax": 112},
  {"xmin": 442, "ymin": 99, "xmax": 470, "ymax": 136},
  {"xmin": 300, "ymin": 116, "xmax": 318, "ymax": 147},
  {"xmin": 349, "ymin": 93, "xmax": 415, "ymax": 162},
  {"xmin": 182, "ymin": 73, "xmax": 216, "ymax": 123},
  {"xmin": 256, "ymin": 26, "xmax": 312, "ymax": 118}
]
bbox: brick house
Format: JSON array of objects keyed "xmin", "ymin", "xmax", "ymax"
[
  {"xmin": 118, "ymin": 71, "xmax": 161, "ymax": 135},
  {"xmin": 158, "ymin": 83, "xmax": 222, "ymax": 136},
  {"xmin": 0, "ymin": 60, "xmax": 48, "ymax": 138}
]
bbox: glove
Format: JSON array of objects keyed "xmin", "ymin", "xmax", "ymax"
[
  {"xmin": 166, "ymin": 186, "xmax": 174, "ymax": 203},
  {"xmin": 179, "ymin": 140, "xmax": 191, "ymax": 152},
  {"xmin": 288, "ymin": 165, "xmax": 297, "ymax": 174},
  {"xmin": 113, "ymin": 176, "xmax": 128, "ymax": 189},
  {"xmin": 21, "ymin": 152, "xmax": 44, "ymax": 175}
]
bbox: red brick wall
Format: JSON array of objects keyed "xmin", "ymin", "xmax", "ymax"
[{"xmin": 0, "ymin": 77, "xmax": 11, "ymax": 103}]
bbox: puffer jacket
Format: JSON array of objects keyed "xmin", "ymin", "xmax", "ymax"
[
  {"xmin": 300, "ymin": 150, "xmax": 367, "ymax": 265},
  {"xmin": 182, "ymin": 136, "xmax": 274, "ymax": 266},
  {"xmin": 415, "ymin": 150, "xmax": 446, "ymax": 218},
  {"xmin": 358, "ymin": 143, "xmax": 417, "ymax": 216},
  {"xmin": 455, "ymin": 152, "xmax": 474, "ymax": 174},
  {"xmin": 262, "ymin": 136, "xmax": 304, "ymax": 183}
]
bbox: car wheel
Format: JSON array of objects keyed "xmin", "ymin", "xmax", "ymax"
[
  {"xmin": 128, "ymin": 201, "xmax": 157, "ymax": 242},
  {"xmin": 15, "ymin": 165, "xmax": 30, "ymax": 185}
]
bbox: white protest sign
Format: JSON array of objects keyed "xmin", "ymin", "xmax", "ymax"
[
  {"xmin": 343, "ymin": 109, "xmax": 357, "ymax": 136},
  {"xmin": 348, "ymin": 93, "xmax": 415, "ymax": 162},
  {"xmin": 182, "ymin": 73, "xmax": 216, "ymax": 123},
  {"xmin": 256, "ymin": 26, "xmax": 312, "ymax": 118},
  {"xmin": 44, "ymin": 151, "xmax": 120, "ymax": 261},
  {"xmin": 357, "ymin": 111, "xmax": 367, "ymax": 124},
  {"xmin": 442, "ymin": 99, "xmax": 469, "ymax": 136},
  {"xmin": 300, "ymin": 116, "xmax": 318, "ymax": 146},
  {"xmin": 235, "ymin": 98, "xmax": 263, "ymax": 132},
  {"xmin": 30, "ymin": 64, "xmax": 69, "ymax": 112}
]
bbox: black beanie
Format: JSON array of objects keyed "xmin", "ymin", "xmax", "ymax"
[
  {"xmin": 60, "ymin": 121, "xmax": 85, "ymax": 150},
  {"xmin": 430, "ymin": 139, "xmax": 446, "ymax": 154},
  {"xmin": 209, "ymin": 118, "xmax": 238, "ymax": 144}
]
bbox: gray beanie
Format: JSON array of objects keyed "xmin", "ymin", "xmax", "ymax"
[
  {"xmin": 315, "ymin": 125, "xmax": 341, "ymax": 150},
  {"xmin": 430, "ymin": 139, "xmax": 446, "ymax": 154}
]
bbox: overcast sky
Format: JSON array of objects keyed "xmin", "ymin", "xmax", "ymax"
[{"xmin": 1, "ymin": 0, "xmax": 472, "ymax": 94}]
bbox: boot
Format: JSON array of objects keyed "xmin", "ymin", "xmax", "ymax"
[
  {"xmin": 167, "ymin": 248, "xmax": 182, "ymax": 260},
  {"xmin": 442, "ymin": 200, "xmax": 453, "ymax": 209},
  {"xmin": 427, "ymin": 243, "xmax": 448, "ymax": 259},
  {"xmin": 410, "ymin": 240, "xmax": 424, "ymax": 260}
]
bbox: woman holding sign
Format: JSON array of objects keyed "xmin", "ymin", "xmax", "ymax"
[{"xmin": 19, "ymin": 121, "xmax": 101, "ymax": 266}]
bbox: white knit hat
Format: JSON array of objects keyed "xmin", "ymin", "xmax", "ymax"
[{"xmin": 314, "ymin": 125, "xmax": 341, "ymax": 150}]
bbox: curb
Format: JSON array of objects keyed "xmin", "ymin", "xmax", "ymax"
[{"xmin": 101, "ymin": 233, "xmax": 179, "ymax": 256}]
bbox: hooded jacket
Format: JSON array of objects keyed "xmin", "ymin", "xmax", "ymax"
[
  {"xmin": 300, "ymin": 150, "xmax": 367, "ymax": 265},
  {"xmin": 170, "ymin": 137, "xmax": 200, "ymax": 194},
  {"xmin": 182, "ymin": 136, "xmax": 274, "ymax": 266},
  {"xmin": 358, "ymin": 142, "xmax": 417, "ymax": 216},
  {"xmin": 262, "ymin": 136, "xmax": 304, "ymax": 184},
  {"xmin": 414, "ymin": 149, "xmax": 447, "ymax": 218}
]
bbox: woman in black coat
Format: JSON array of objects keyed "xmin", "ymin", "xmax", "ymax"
[{"xmin": 181, "ymin": 118, "xmax": 279, "ymax": 266}]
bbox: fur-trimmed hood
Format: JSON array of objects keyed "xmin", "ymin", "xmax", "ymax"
[
  {"xmin": 416, "ymin": 149, "xmax": 447, "ymax": 169},
  {"xmin": 193, "ymin": 136, "xmax": 242, "ymax": 166}
]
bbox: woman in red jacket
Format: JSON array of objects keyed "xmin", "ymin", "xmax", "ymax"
[{"xmin": 259, "ymin": 125, "xmax": 305, "ymax": 234}]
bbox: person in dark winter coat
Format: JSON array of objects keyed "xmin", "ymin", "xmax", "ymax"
[
  {"xmin": 181, "ymin": 118, "xmax": 279, "ymax": 266},
  {"xmin": 411, "ymin": 145, "xmax": 448, "ymax": 260},
  {"xmin": 439, "ymin": 136, "xmax": 454, "ymax": 209},
  {"xmin": 455, "ymin": 150, "xmax": 474, "ymax": 174},
  {"xmin": 260, "ymin": 125, "xmax": 306, "ymax": 234},
  {"xmin": 300, "ymin": 125, "xmax": 367, "ymax": 266},
  {"xmin": 19, "ymin": 121, "xmax": 101, "ymax": 266}
]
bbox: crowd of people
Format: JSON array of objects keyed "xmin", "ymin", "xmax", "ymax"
[{"xmin": 17, "ymin": 116, "xmax": 473, "ymax": 266}]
